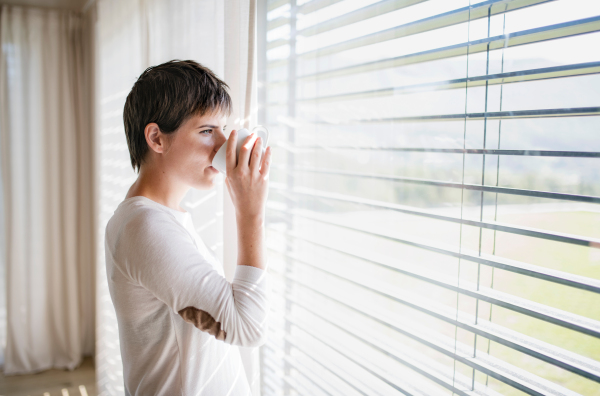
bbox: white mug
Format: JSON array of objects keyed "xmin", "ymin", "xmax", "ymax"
[{"xmin": 212, "ymin": 126, "xmax": 269, "ymax": 175}]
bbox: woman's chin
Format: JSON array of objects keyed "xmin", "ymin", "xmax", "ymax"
[{"xmin": 193, "ymin": 175, "xmax": 217, "ymax": 190}]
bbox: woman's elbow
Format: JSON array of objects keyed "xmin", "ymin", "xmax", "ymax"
[
  {"xmin": 228, "ymin": 314, "xmax": 269, "ymax": 347},
  {"xmin": 241, "ymin": 332, "xmax": 268, "ymax": 348}
]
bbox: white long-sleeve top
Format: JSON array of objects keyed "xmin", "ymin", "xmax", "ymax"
[{"xmin": 104, "ymin": 195, "xmax": 270, "ymax": 396}]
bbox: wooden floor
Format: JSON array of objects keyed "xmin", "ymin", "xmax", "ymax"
[{"xmin": 0, "ymin": 357, "xmax": 97, "ymax": 396}]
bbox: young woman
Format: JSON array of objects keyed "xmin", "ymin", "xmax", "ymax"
[{"xmin": 104, "ymin": 60, "xmax": 272, "ymax": 395}]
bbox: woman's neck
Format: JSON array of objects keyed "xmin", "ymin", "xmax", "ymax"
[{"xmin": 125, "ymin": 164, "xmax": 189, "ymax": 213}]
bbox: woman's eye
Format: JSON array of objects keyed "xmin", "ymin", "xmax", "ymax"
[{"xmin": 200, "ymin": 129, "xmax": 212, "ymax": 134}]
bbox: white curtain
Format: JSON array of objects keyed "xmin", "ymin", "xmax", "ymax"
[
  {"xmin": 0, "ymin": 5, "xmax": 96, "ymax": 374},
  {"xmin": 93, "ymin": 0, "xmax": 259, "ymax": 394}
]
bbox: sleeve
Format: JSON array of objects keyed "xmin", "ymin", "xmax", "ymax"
[{"xmin": 123, "ymin": 209, "xmax": 271, "ymax": 348}]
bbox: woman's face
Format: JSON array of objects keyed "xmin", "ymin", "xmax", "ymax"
[{"xmin": 161, "ymin": 111, "xmax": 227, "ymax": 190}]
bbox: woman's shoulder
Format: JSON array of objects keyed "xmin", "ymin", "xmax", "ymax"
[
  {"xmin": 105, "ymin": 197, "xmax": 200, "ymax": 273},
  {"xmin": 107, "ymin": 196, "xmax": 186, "ymax": 241}
]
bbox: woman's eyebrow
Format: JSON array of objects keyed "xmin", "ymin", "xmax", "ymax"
[{"xmin": 198, "ymin": 124, "xmax": 219, "ymax": 128}]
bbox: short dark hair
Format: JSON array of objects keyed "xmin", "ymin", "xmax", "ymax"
[{"xmin": 123, "ymin": 59, "xmax": 232, "ymax": 173}]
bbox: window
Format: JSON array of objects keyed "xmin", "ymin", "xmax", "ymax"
[{"xmin": 259, "ymin": 0, "xmax": 600, "ymax": 395}]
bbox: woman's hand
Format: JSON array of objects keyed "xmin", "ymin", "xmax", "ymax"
[
  {"xmin": 224, "ymin": 129, "xmax": 272, "ymax": 221},
  {"xmin": 225, "ymin": 129, "xmax": 272, "ymax": 270}
]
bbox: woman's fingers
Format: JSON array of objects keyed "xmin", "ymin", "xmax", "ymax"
[
  {"xmin": 249, "ymin": 137, "xmax": 263, "ymax": 175},
  {"xmin": 237, "ymin": 133, "xmax": 257, "ymax": 171},
  {"xmin": 259, "ymin": 146, "xmax": 272, "ymax": 179},
  {"xmin": 225, "ymin": 129, "xmax": 238, "ymax": 173}
]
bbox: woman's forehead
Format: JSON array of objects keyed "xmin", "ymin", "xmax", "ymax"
[{"xmin": 191, "ymin": 111, "xmax": 227, "ymax": 125}]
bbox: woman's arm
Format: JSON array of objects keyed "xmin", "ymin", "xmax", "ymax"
[
  {"xmin": 119, "ymin": 208, "xmax": 270, "ymax": 347},
  {"xmin": 224, "ymin": 129, "xmax": 272, "ymax": 271},
  {"xmin": 236, "ymin": 214, "xmax": 265, "ymax": 270}
]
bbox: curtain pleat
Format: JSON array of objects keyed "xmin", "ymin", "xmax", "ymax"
[{"xmin": 0, "ymin": 5, "xmax": 95, "ymax": 375}]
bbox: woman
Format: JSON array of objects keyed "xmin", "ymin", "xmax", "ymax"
[{"xmin": 104, "ymin": 59, "xmax": 272, "ymax": 395}]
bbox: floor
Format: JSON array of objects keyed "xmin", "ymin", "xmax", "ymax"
[{"xmin": 0, "ymin": 357, "xmax": 97, "ymax": 396}]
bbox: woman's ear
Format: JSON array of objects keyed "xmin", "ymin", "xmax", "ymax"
[{"xmin": 145, "ymin": 123, "xmax": 166, "ymax": 154}]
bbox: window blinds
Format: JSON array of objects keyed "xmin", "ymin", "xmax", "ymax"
[{"xmin": 258, "ymin": 0, "xmax": 600, "ymax": 395}]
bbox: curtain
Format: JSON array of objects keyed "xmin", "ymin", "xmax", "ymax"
[
  {"xmin": 93, "ymin": 0, "xmax": 259, "ymax": 394},
  {"xmin": 0, "ymin": 5, "xmax": 95, "ymax": 374}
]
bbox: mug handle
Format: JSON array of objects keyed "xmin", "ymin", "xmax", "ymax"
[{"xmin": 252, "ymin": 125, "xmax": 269, "ymax": 147}]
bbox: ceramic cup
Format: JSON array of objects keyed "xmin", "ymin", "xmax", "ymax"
[{"xmin": 212, "ymin": 126, "xmax": 269, "ymax": 175}]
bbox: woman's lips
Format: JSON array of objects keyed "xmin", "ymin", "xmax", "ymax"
[{"xmin": 208, "ymin": 165, "xmax": 218, "ymax": 173}]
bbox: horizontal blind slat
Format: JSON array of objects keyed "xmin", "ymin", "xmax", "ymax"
[
  {"xmin": 297, "ymin": 0, "xmax": 426, "ymax": 37},
  {"xmin": 267, "ymin": 244, "xmax": 600, "ymax": 339},
  {"xmin": 273, "ymin": 62, "xmax": 600, "ymax": 102},
  {"xmin": 268, "ymin": 107, "xmax": 600, "ymax": 122},
  {"xmin": 267, "ymin": 248, "xmax": 600, "ymax": 382},
  {"xmin": 268, "ymin": 0, "xmax": 427, "ymax": 38},
  {"xmin": 269, "ymin": 275, "xmax": 578, "ymax": 396},
  {"xmin": 268, "ymin": 229, "xmax": 600, "ymax": 338},
  {"xmin": 264, "ymin": 342, "xmax": 374, "ymax": 396},
  {"xmin": 298, "ymin": 0, "xmax": 345, "ymax": 15},
  {"xmin": 265, "ymin": 344, "xmax": 361, "ymax": 396},
  {"xmin": 266, "ymin": 213, "xmax": 600, "ymax": 338},
  {"xmin": 268, "ymin": 307, "xmax": 464, "ymax": 396},
  {"xmin": 273, "ymin": 144, "xmax": 600, "ymax": 158},
  {"xmin": 270, "ymin": 168, "xmax": 600, "ymax": 204},
  {"xmin": 266, "ymin": 225, "xmax": 600, "ymax": 294},
  {"xmin": 264, "ymin": 357, "xmax": 333, "ymax": 396},
  {"xmin": 262, "ymin": 0, "xmax": 600, "ymax": 393},
  {"xmin": 269, "ymin": 16, "xmax": 600, "ymax": 80},
  {"xmin": 268, "ymin": 0, "xmax": 552, "ymax": 55},
  {"xmin": 265, "ymin": 355, "xmax": 340, "ymax": 396},
  {"xmin": 267, "ymin": 187, "xmax": 600, "ymax": 247},
  {"xmin": 267, "ymin": 0, "xmax": 289, "ymax": 12}
]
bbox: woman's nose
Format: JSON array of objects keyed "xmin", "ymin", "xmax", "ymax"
[{"xmin": 214, "ymin": 129, "xmax": 227, "ymax": 151}]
